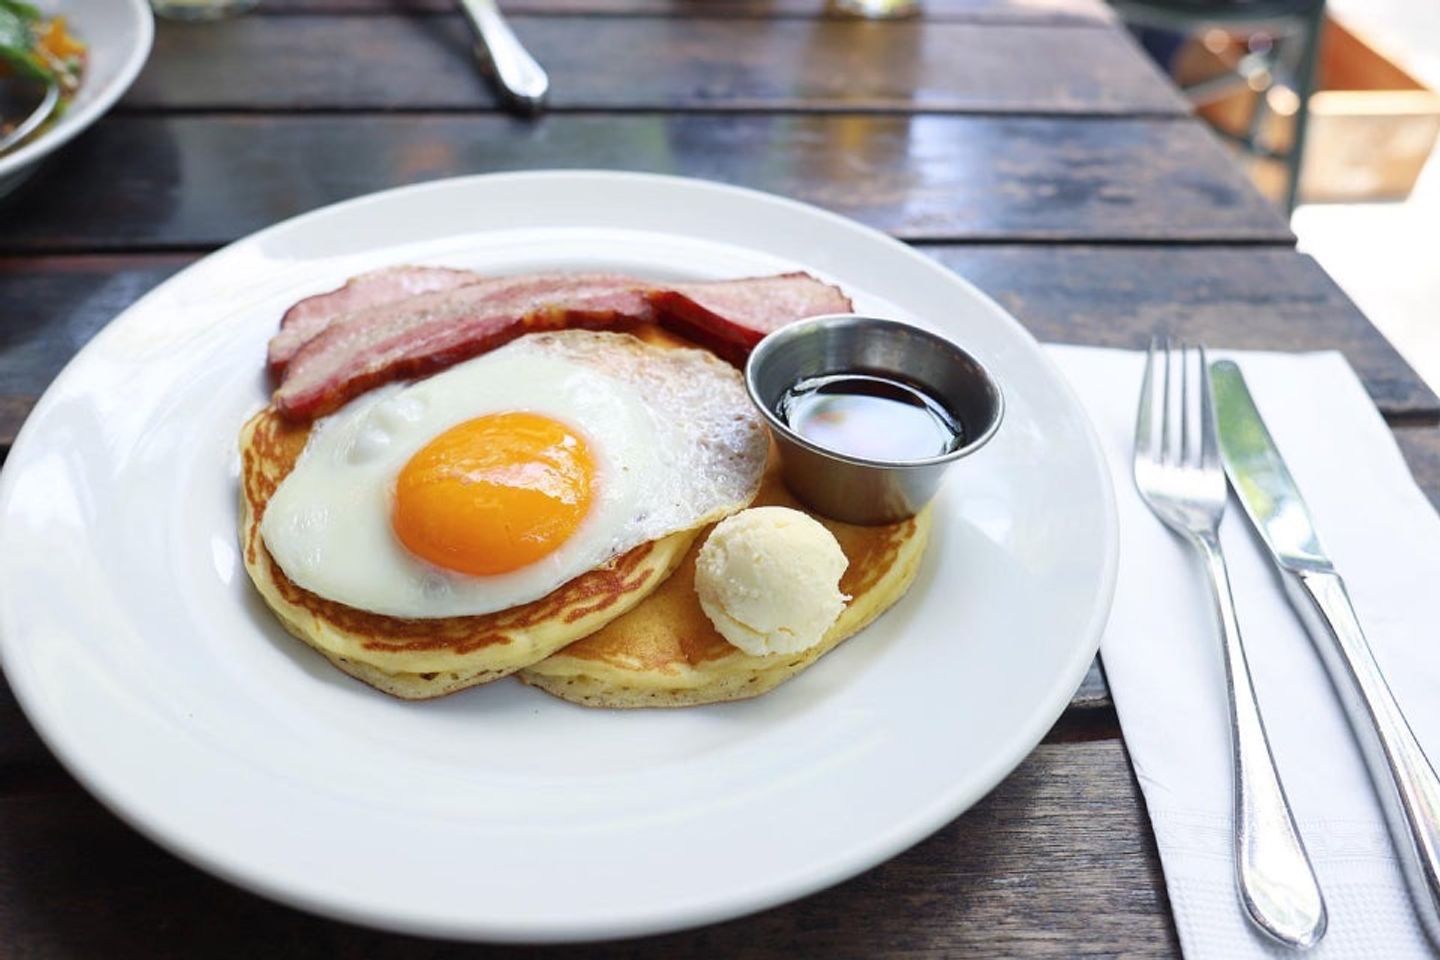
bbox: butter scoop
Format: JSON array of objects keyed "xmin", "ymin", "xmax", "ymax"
[{"xmin": 694, "ymin": 506, "xmax": 849, "ymax": 656}]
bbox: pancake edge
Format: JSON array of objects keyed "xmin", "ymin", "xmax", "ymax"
[
  {"xmin": 238, "ymin": 407, "xmax": 704, "ymax": 698},
  {"xmin": 519, "ymin": 505, "xmax": 931, "ymax": 708}
]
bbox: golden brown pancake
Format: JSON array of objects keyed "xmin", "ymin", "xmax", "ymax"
[
  {"xmin": 241, "ymin": 323, "xmax": 927, "ymax": 705},
  {"xmin": 519, "ymin": 462, "xmax": 931, "ymax": 708},
  {"xmin": 239, "ymin": 407, "xmax": 702, "ymax": 699}
]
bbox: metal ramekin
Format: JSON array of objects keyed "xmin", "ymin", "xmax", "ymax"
[{"xmin": 745, "ymin": 315, "xmax": 1004, "ymax": 525}]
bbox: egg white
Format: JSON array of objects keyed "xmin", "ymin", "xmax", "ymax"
[
  {"xmin": 260, "ymin": 338, "xmax": 668, "ymax": 618},
  {"xmin": 261, "ymin": 331, "xmax": 769, "ymax": 618}
]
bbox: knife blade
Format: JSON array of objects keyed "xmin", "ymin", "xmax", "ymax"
[{"xmin": 1211, "ymin": 359, "xmax": 1440, "ymax": 949}]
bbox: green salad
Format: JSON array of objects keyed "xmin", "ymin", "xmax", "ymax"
[{"xmin": 0, "ymin": 0, "xmax": 85, "ymax": 95}]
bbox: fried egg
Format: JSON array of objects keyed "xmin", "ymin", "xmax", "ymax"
[{"xmin": 260, "ymin": 330, "xmax": 768, "ymax": 618}]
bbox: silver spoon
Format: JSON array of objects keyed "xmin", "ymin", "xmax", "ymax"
[
  {"xmin": 0, "ymin": 76, "xmax": 59, "ymax": 155},
  {"xmin": 457, "ymin": 0, "xmax": 548, "ymax": 116}
]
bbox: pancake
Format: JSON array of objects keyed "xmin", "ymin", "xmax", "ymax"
[
  {"xmin": 239, "ymin": 407, "xmax": 702, "ymax": 700},
  {"xmin": 519, "ymin": 461, "xmax": 931, "ymax": 708}
]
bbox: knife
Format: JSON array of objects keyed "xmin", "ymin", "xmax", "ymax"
[
  {"xmin": 458, "ymin": 0, "xmax": 549, "ymax": 115},
  {"xmin": 1212, "ymin": 359, "xmax": 1440, "ymax": 948}
]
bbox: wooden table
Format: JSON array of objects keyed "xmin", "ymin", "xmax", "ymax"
[{"xmin": 2, "ymin": 1, "xmax": 1437, "ymax": 955}]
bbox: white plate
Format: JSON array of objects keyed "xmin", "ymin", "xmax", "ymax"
[
  {"xmin": 0, "ymin": 172, "xmax": 1117, "ymax": 943},
  {"xmin": 0, "ymin": 0, "xmax": 153, "ymax": 193}
]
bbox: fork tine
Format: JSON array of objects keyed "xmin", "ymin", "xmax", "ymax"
[
  {"xmin": 1199, "ymin": 344, "xmax": 1220, "ymax": 470},
  {"xmin": 1179, "ymin": 341, "xmax": 1191, "ymax": 467},
  {"xmin": 1157, "ymin": 338, "xmax": 1169, "ymax": 466},
  {"xmin": 1135, "ymin": 336, "xmax": 1163, "ymax": 459},
  {"xmin": 1162, "ymin": 337, "xmax": 1180, "ymax": 466},
  {"xmin": 1182, "ymin": 343, "xmax": 1207, "ymax": 468}
]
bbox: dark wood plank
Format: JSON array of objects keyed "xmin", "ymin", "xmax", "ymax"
[
  {"xmin": 0, "ymin": 673, "xmax": 47, "ymax": 773},
  {"xmin": 129, "ymin": 17, "xmax": 1179, "ymax": 115},
  {"xmin": 0, "ymin": 739, "xmax": 1178, "ymax": 958},
  {"xmin": 258, "ymin": 0, "xmax": 1115, "ymax": 24},
  {"xmin": 1074, "ymin": 657, "xmax": 1109, "ymax": 708},
  {"xmin": 0, "ymin": 114, "xmax": 1291, "ymax": 252},
  {"xmin": 6, "ymin": 242, "xmax": 1430, "ymax": 448},
  {"xmin": 0, "ymin": 396, "xmax": 32, "ymax": 458},
  {"xmin": 0, "ymin": 661, "xmax": 1111, "ymax": 776},
  {"xmin": 0, "ymin": 257, "xmax": 188, "ymax": 398},
  {"xmin": 923, "ymin": 245, "xmax": 1440, "ymax": 418},
  {"xmin": 1396, "ymin": 424, "xmax": 1440, "ymax": 513}
]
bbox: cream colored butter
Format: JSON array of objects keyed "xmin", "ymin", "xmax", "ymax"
[{"xmin": 694, "ymin": 506, "xmax": 849, "ymax": 656}]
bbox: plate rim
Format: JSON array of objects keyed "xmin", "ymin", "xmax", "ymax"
[{"xmin": 0, "ymin": 170, "xmax": 1119, "ymax": 942}]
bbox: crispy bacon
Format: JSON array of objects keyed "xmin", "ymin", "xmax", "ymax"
[
  {"xmin": 269, "ymin": 270, "xmax": 855, "ymax": 422},
  {"xmin": 649, "ymin": 272, "xmax": 853, "ymax": 365},
  {"xmin": 273, "ymin": 275, "xmax": 655, "ymax": 420},
  {"xmin": 269, "ymin": 266, "xmax": 482, "ymax": 377}
]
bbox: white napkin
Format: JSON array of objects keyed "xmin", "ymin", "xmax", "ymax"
[{"xmin": 1047, "ymin": 345, "xmax": 1440, "ymax": 959}]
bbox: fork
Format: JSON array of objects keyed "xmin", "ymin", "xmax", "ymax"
[{"xmin": 1134, "ymin": 339, "xmax": 1327, "ymax": 948}]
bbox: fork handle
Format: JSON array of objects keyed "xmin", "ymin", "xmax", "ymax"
[
  {"xmin": 1196, "ymin": 531, "xmax": 1328, "ymax": 948},
  {"xmin": 1285, "ymin": 568, "xmax": 1440, "ymax": 947}
]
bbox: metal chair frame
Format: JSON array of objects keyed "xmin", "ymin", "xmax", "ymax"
[{"xmin": 1111, "ymin": 0, "xmax": 1327, "ymax": 212}]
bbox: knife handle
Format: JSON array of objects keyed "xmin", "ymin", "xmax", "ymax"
[
  {"xmin": 459, "ymin": 0, "xmax": 549, "ymax": 114},
  {"xmin": 1287, "ymin": 568, "xmax": 1440, "ymax": 947}
]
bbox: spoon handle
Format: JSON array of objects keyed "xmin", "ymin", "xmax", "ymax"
[
  {"xmin": 458, "ymin": 0, "xmax": 549, "ymax": 115},
  {"xmin": 0, "ymin": 80, "xmax": 59, "ymax": 154}
]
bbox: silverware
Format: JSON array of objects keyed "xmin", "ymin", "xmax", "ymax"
[
  {"xmin": 744, "ymin": 315, "xmax": 1003, "ymax": 525},
  {"xmin": 457, "ymin": 0, "xmax": 548, "ymax": 115},
  {"xmin": 1134, "ymin": 339, "xmax": 1327, "ymax": 948},
  {"xmin": 1213, "ymin": 358, "xmax": 1440, "ymax": 948},
  {"xmin": 0, "ymin": 77, "xmax": 58, "ymax": 156}
]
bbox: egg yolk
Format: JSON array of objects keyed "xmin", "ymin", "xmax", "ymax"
[{"xmin": 392, "ymin": 412, "xmax": 595, "ymax": 576}]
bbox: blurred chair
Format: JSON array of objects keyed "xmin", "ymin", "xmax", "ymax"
[{"xmin": 1111, "ymin": 0, "xmax": 1327, "ymax": 212}]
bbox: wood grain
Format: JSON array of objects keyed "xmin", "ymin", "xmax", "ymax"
[
  {"xmin": 129, "ymin": 16, "xmax": 1179, "ymax": 115},
  {"xmin": 1073, "ymin": 657, "xmax": 1109, "ymax": 708},
  {"xmin": 0, "ymin": 671, "xmax": 46, "ymax": 772},
  {"xmin": 925, "ymin": 245, "xmax": 1440, "ymax": 418},
  {"xmin": 1396, "ymin": 424, "xmax": 1440, "ymax": 512},
  {"xmin": 0, "ymin": 396, "xmax": 32, "ymax": 459},
  {"xmin": 0, "ymin": 258, "xmax": 187, "ymax": 399},
  {"xmin": 0, "ymin": 659, "xmax": 1113, "ymax": 773},
  {"xmin": 257, "ymin": 0, "xmax": 1115, "ymax": 23},
  {"xmin": 0, "ymin": 114, "xmax": 1290, "ymax": 252},
  {"xmin": 5, "ymin": 243, "xmax": 1430, "ymax": 439},
  {"xmin": 0, "ymin": 739, "xmax": 1178, "ymax": 958}
]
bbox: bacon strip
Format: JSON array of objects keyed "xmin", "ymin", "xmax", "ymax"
[
  {"xmin": 649, "ymin": 272, "xmax": 853, "ymax": 365},
  {"xmin": 269, "ymin": 266, "xmax": 481, "ymax": 377},
  {"xmin": 270, "ymin": 270, "xmax": 855, "ymax": 422},
  {"xmin": 274, "ymin": 275, "xmax": 654, "ymax": 420}
]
